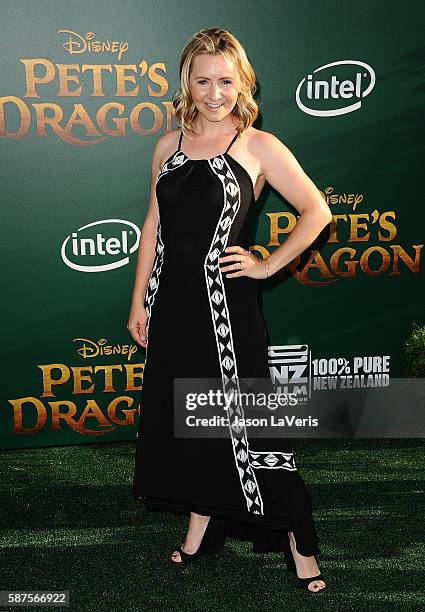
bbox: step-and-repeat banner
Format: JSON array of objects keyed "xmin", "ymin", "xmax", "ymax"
[{"xmin": 1, "ymin": 2, "xmax": 423, "ymax": 448}]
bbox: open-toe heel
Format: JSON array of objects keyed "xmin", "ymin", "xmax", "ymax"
[
  {"xmin": 283, "ymin": 534, "xmax": 327, "ymax": 592},
  {"xmin": 170, "ymin": 516, "xmax": 226, "ymax": 564},
  {"xmin": 297, "ymin": 573, "xmax": 326, "ymax": 591}
]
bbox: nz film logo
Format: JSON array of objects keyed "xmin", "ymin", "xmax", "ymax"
[{"xmin": 268, "ymin": 345, "xmax": 310, "ymax": 404}]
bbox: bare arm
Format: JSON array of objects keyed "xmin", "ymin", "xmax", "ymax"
[
  {"xmin": 127, "ymin": 140, "xmax": 163, "ymax": 346},
  {"xmin": 219, "ymin": 131, "xmax": 332, "ymax": 279},
  {"xmin": 258, "ymin": 131, "xmax": 332, "ymax": 276}
]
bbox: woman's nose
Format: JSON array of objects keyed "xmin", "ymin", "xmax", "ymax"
[{"xmin": 209, "ymin": 84, "xmax": 221, "ymax": 99}]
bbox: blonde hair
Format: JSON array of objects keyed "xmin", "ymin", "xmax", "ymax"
[{"xmin": 172, "ymin": 28, "xmax": 258, "ymax": 137}]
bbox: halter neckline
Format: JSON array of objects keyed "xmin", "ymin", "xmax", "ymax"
[{"xmin": 177, "ymin": 129, "xmax": 239, "ymax": 160}]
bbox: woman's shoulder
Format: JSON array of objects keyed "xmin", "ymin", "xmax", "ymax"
[
  {"xmin": 156, "ymin": 128, "xmax": 180, "ymax": 153},
  {"xmin": 154, "ymin": 128, "xmax": 181, "ymax": 171},
  {"xmin": 245, "ymin": 126, "xmax": 287, "ymax": 153},
  {"xmin": 244, "ymin": 126, "xmax": 293, "ymax": 171}
]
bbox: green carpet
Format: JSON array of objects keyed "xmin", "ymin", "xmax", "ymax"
[{"xmin": 1, "ymin": 439, "xmax": 424, "ymax": 611}]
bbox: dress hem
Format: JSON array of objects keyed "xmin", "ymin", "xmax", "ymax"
[{"xmin": 132, "ymin": 492, "xmax": 322, "ymax": 557}]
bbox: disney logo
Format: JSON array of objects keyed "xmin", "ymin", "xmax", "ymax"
[
  {"xmin": 58, "ymin": 30, "xmax": 129, "ymax": 60},
  {"xmin": 74, "ymin": 338, "xmax": 138, "ymax": 360}
]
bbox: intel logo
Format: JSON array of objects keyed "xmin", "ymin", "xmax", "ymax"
[
  {"xmin": 61, "ymin": 219, "xmax": 140, "ymax": 272},
  {"xmin": 296, "ymin": 60, "xmax": 375, "ymax": 117}
]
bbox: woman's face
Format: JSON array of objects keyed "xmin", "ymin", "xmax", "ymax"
[{"xmin": 189, "ymin": 53, "xmax": 240, "ymax": 123}]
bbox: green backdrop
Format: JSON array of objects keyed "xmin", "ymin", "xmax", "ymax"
[{"xmin": 1, "ymin": 0, "xmax": 423, "ymax": 448}]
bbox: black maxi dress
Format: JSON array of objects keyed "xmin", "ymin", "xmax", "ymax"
[{"xmin": 132, "ymin": 129, "xmax": 321, "ymax": 557}]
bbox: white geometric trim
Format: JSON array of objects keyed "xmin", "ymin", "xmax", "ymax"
[{"xmin": 204, "ymin": 154, "xmax": 264, "ymax": 514}]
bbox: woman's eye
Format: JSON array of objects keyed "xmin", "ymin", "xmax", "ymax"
[{"xmin": 197, "ymin": 80, "xmax": 232, "ymax": 85}]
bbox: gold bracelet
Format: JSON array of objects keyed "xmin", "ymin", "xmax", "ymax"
[{"xmin": 264, "ymin": 258, "xmax": 269, "ymax": 279}]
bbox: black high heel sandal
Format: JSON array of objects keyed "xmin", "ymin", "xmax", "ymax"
[
  {"xmin": 170, "ymin": 516, "xmax": 226, "ymax": 564},
  {"xmin": 283, "ymin": 536, "xmax": 327, "ymax": 592}
]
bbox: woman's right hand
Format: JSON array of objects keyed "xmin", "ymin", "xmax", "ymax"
[{"xmin": 127, "ymin": 303, "xmax": 149, "ymax": 348}]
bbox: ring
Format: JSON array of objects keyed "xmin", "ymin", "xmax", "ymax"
[{"xmin": 239, "ymin": 261, "xmax": 243, "ymax": 270}]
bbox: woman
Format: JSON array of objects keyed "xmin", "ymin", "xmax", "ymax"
[{"xmin": 128, "ymin": 28, "xmax": 332, "ymax": 593}]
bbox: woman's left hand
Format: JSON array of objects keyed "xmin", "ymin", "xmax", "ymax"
[{"xmin": 218, "ymin": 245, "xmax": 268, "ymax": 279}]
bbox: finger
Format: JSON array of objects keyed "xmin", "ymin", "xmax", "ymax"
[
  {"xmin": 220, "ymin": 261, "xmax": 243, "ymax": 272},
  {"xmin": 220, "ymin": 263, "xmax": 235, "ymax": 272},
  {"xmin": 218, "ymin": 254, "xmax": 239, "ymax": 263},
  {"xmin": 225, "ymin": 263, "xmax": 244, "ymax": 276},
  {"xmin": 138, "ymin": 322, "xmax": 147, "ymax": 343},
  {"xmin": 224, "ymin": 245, "xmax": 243, "ymax": 254},
  {"xmin": 128, "ymin": 327, "xmax": 147, "ymax": 347},
  {"xmin": 130, "ymin": 331, "xmax": 142, "ymax": 345}
]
